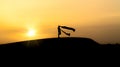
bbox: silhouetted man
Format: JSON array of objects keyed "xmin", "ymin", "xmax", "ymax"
[
  {"xmin": 58, "ymin": 25, "xmax": 76, "ymax": 38},
  {"xmin": 58, "ymin": 26, "xmax": 61, "ymax": 38}
]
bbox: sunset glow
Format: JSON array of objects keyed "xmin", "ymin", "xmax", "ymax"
[
  {"xmin": 0, "ymin": 0, "xmax": 120, "ymax": 44},
  {"xmin": 27, "ymin": 29, "xmax": 36, "ymax": 37}
]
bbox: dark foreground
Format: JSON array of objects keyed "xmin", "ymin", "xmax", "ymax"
[{"xmin": 0, "ymin": 37, "xmax": 120, "ymax": 48}]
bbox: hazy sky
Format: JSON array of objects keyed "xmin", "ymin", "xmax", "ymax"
[{"xmin": 0, "ymin": 0, "xmax": 120, "ymax": 44}]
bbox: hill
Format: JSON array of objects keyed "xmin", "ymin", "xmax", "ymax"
[{"xmin": 0, "ymin": 37, "xmax": 100, "ymax": 48}]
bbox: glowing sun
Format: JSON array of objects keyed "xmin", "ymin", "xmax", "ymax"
[{"xmin": 27, "ymin": 29, "xmax": 36, "ymax": 37}]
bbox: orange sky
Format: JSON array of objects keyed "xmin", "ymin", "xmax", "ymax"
[{"xmin": 0, "ymin": 0, "xmax": 120, "ymax": 44}]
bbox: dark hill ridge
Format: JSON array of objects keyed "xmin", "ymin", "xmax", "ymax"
[{"xmin": 0, "ymin": 37, "xmax": 100, "ymax": 48}]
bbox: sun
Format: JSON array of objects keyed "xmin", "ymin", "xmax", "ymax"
[{"xmin": 27, "ymin": 29, "xmax": 36, "ymax": 37}]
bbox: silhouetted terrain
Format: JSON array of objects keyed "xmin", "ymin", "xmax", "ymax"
[{"xmin": 0, "ymin": 37, "xmax": 120, "ymax": 48}]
